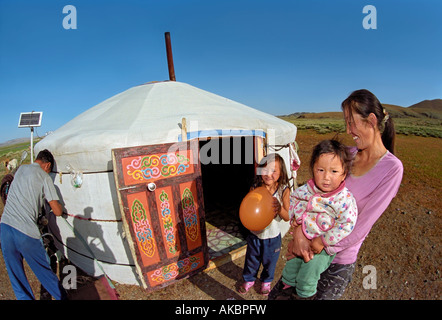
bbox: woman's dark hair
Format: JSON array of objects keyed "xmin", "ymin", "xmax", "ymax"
[
  {"xmin": 341, "ymin": 89, "xmax": 396, "ymax": 154},
  {"xmin": 36, "ymin": 149, "xmax": 55, "ymax": 172},
  {"xmin": 252, "ymin": 153, "xmax": 289, "ymax": 199},
  {"xmin": 310, "ymin": 139, "xmax": 353, "ymax": 178}
]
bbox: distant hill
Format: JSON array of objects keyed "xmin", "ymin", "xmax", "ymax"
[
  {"xmin": 281, "ymin": 99, "xmax": 442, "ymax": 120},
  {"xmin": 284, "ymin": 112, "xmax": 342, "ymax": 119},
  {"xmin": 0, "ymin": 137, "xmax": 29, "ymax": 148},
  {"xmin": 407, "ymin": 99, "xmax": 442, "ymax": 119},
  {"xmin": 384, "ymin": 99, "xmax": 442, "ymax": 119},
  {"xmin": 408, "ymin": 99, "xmax": 442, "ymax": 111}
]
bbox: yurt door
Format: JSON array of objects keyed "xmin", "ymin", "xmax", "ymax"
[{"xmin": 112, "ymin": 140, "xmax": 208, "ymax": 292}]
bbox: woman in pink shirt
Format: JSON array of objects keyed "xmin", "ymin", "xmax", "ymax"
[{"xmin": 269, "ymin": 89, "xmax": 403, "ymax": 300}]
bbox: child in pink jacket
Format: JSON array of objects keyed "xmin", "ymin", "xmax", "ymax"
[{"xmin": 283, "ymin": 139, "xmax": 358, "ymax": 299}]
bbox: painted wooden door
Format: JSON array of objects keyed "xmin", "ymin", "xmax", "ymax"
[{"xmin": 112, "ymin": 140, "xmax": 208, "ymax": 292}]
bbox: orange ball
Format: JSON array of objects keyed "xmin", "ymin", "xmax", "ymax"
[{"xmin": 239, "ymin": 186, "xmax": 274, "ymax": 231}]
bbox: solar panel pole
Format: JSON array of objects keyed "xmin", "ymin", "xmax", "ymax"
[{"xmin": 30, "ymin": 127, "xmax": 34, "ymax": 163}]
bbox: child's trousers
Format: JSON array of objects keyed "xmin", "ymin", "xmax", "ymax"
[
  {"xmin": 243, "ymin": 233, "xmax": 281, "ymax": 283},
  {"xmin": 0, "ymin": 223, "xmax": 67, "ymax": 300},
  {"xmin": 282, "ymin": 250, "xmax": 335, "ymax": 298}
]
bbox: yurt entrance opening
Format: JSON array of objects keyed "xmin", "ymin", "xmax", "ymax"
[{"xmin": 199, "ymin": 135, "xmax": 263, "ymax": 263}]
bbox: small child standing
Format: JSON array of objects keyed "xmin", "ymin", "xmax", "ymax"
[
  {"xmin": 269, "ymin": 139, "xmax": 358, "ymax": 300},
  {"xmin": 239, "ymin": 153, "xmax": 290, "ymax": 296}
]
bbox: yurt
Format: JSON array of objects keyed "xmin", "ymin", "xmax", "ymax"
[{"xmin": 35, "ymin": 75, "xmax": 299, "ymax": 293}]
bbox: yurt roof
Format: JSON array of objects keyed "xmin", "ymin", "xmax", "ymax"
[{"xmin": 35, "ymin": 81, "xmax": 297, "ymax": 173}]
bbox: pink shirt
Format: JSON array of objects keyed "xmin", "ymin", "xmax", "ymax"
[{"xmin": 329, "ymin": 148, "xmax": 404, "ymax": 264}]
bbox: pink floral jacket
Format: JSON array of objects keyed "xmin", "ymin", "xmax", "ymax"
[{"xmin": 289, "ymin": 179, "xmax": 358, "ymax": 251}]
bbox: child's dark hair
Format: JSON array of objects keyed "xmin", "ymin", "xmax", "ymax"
[
  {"xmin": 36, "ymin": 149, "xmax": 55, "ymax": 172},
  {"xmin": 310, "ymin": 140, "xmax": 353, "ymax": 178},
  {"xmin": 252, "ymin": 153, "xmax": 289, "ymax": 198}
]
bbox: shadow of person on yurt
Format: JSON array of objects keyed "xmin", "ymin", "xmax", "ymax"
[
  {"xmin": 105, "ymin": 165, "xmax": 139, "ymax": 285},
  {"xmin": 63, "ymin": 207, "xmax": 116, "ymax": 285}
]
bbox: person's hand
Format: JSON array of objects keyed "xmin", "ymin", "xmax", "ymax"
[
  {"xmin": 48, "ymin": 200, "xmax": 63, "ymax": 216},
  {"xmin": 272, "ymin": 197, "xmax": 281, "ymax": 217},
  {"xmin": 289, "ymin": 226, "xmax": 314, "ymax": 262},
  {"xmin": 286, "ymin": 238, "xmax": 296, "ymax": 261},
  {"xmin": 311, "ymin": 237, "xmax": 324, "ymax": 254}
]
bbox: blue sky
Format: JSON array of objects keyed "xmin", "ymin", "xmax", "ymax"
[{"xmin": 0, "ymin": 0, "xmax": 441, "ymax": 142}]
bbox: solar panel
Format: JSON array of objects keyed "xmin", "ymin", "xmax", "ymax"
[{"xmin": 18, "ymin": 112, "xmax": 43, "ymax": 128}]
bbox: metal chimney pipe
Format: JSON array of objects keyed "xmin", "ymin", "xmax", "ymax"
[{"xmin": 165, "ymin": 32, "xmax": 176, "ymax": 81}]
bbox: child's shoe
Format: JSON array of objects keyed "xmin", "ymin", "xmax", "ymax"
[
  {"xmin": 238, "ymin": 281, "xmax": 255, "ymax": 294},
  {"xmin": 268, "ymin": 277, "xmax": 294, "ymax": 300},
  {"xmin": 261, "ymin": 282, "xmax": 272, "ymax": 296}
]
